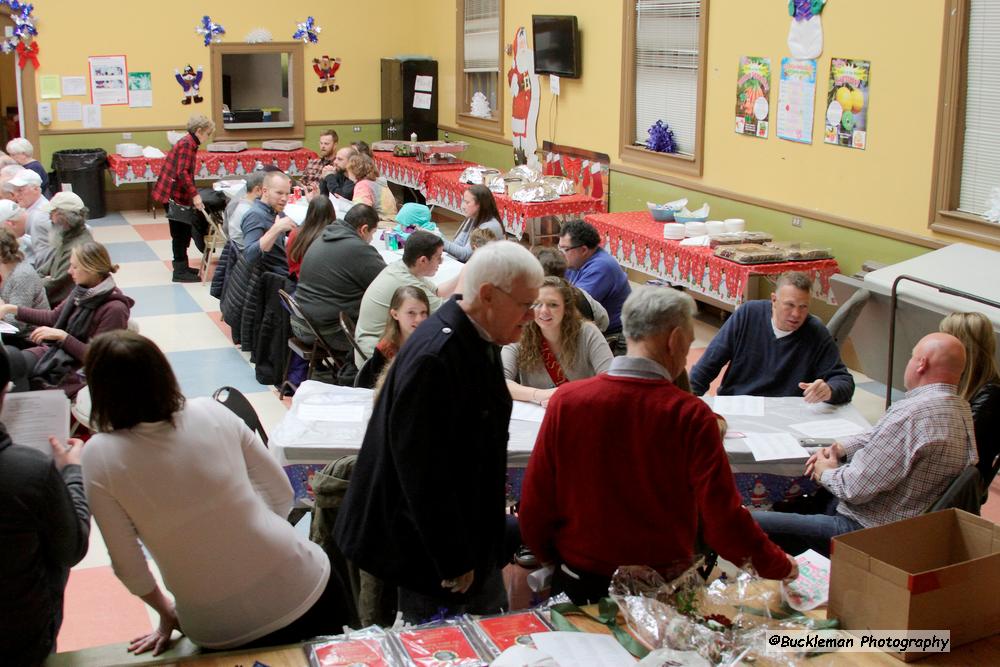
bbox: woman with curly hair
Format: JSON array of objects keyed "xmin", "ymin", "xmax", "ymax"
[{"xmin": 501, "ymin": 276, "xmax": 612, "ymax": 406}]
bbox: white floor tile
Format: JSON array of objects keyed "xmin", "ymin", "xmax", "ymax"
[
  {"xmin": 120, "ymin": 209, "xmax": 162, "ymax": 225},
  {"xmin": 181, "ymin": 282, "xmax": 222, "ymax": 312},
  {"xmin": 146, "ymin": 239, "xmax": 206, "ymax": 262},
  {"xmin": 112, "ymin": 260, "xmax": 173, "ymax": 288},
  {"xmin": 132, "ymin": 312, "xmax": 233, "ymax": 352},
  {"xmin": 90, "ymin": 225, "xmax": 143, "ymax": 244}
]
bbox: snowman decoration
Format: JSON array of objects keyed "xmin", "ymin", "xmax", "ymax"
[
  {"xmin": 507, "ymin": 26, "xmax": 540, "ymax": 169},
  {"xmin": 788, "ymin": 0, "xmax": 827, "ymax": 60}
]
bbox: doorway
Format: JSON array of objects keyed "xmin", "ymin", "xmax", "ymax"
[{"xmin": 0, "ymin": 17, "xmax": 19, "ymax": 145}]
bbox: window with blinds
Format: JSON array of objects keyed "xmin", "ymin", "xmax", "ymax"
[
  {"xmin": 633, "ymin": 0, "xmax": 702, "ymax": 157},
  {"xmin": 462, "ymin": 0, "xmax": 501, "ymax": 119},
  {"xmin": 957, "ymin": 0, "xmax": 1000, "ymax": 219}
]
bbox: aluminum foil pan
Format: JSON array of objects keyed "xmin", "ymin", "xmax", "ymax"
[
  {"xmin": 505, "ymin": 165, "xmax": 541, "ymax": 182},
  {"xmin": 510, "ymin": 182, "xmax": 559, "ymax": 203},
  {"xmin": 543, "ymin": 176, "xmax": 576, "ymax": 195},
  {"xmin": 459, "ymin": 167, "xmax": 500, "ymax": 185},
  {"xmin": 487, "ymin": 174, "xmax": 507, "ymax": 195}
]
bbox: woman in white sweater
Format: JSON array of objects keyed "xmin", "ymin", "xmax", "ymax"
[
  {"xmin": 81, "ymin": 330, "xmax": 351, "ymax": 656},
  {"xmin": 502, "ymin": 276, "xmax": 613, "ymax": 407}
]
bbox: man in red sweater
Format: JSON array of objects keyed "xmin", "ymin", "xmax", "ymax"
[{"xmin": 520, "ymin": 285, "xmax": 797, "ymax": 604}]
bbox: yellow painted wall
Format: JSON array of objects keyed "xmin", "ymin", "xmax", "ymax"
[
  {"xmin": 33, "ymin": 0, "xmax": 428, "ymax": 130},
  {"xmin": 433, "ymin": 0, "xmax": 959, "ymax": 246}
]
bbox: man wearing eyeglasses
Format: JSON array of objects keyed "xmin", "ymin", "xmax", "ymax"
[
  {"xmin": 336, "ymin": 241, "xmax": 544, "ymax": 624},
  {"xmin": 559, "ymin": 220, "xmax": 631, "ymax": 354}
]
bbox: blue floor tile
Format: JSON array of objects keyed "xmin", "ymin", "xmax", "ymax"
[
  {"xmin": 105, "ymin": 241, "xmax": 160, "ymax": 263},
  {"xmin": 167, "ymin": 347, "xmax": 269, "ymax": 398},
  {"xmin": 122, "ymin": 284, "xmax": 203, "ymax": 317},
  {"xmin": 86, "ymin": 212, "xmax": 129, "ymax": 227}
]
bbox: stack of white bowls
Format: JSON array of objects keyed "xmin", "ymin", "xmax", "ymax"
[
  {"xmin": 705, "ymin": 220, "xmax": 725, "ymax": 235},
  {"xmin": 663, "ymin": 223, "xmax": 685, "ymax": 241},
  {"xmin": 724, "ymin": 218, "xmax": 747, "ymax": 233},
  {"xmin": 684, "ymin": 221, "xmax": 707, "ymax": 237}
]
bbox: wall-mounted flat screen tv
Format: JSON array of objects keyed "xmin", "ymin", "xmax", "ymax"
[{"xmin": 532, "ymin": 15, "xmax": 581, "ymax": 78}]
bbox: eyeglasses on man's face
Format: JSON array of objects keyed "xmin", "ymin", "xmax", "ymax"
[
  {"xmin": 558, "ymin": 243, "xmax": 583, "ymax": 253},
  {"xmin": 494, "ymin": 285, "xmax": 540, "ymax": 313}
]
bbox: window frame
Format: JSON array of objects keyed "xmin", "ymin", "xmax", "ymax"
[
  {"xmin": 209, "ymin": 41, "xmax": 305, "ymax": 141},
  {"xmin": 455, "ymin": 0, "xmax": 505, "ymax": 138},
  {"xmin": 619, "ymin": 0, "xmax": 710, "ymax": 177},
  {"xmin": 930, "ymin": 0, "xmax": 1000, "ymax": 245}
]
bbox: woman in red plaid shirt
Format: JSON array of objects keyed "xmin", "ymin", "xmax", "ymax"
[{"xmin": 152, "ymin": 115, "xmax": 214, "ymax": 283}]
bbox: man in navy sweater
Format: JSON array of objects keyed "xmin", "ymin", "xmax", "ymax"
[
  {"xmin": 690, "ymin": 272, "xmax": 854, "ymax": 404},
  {"xmin": 560, "ymin": 220, "xmax": 631, "ymax": 348}
]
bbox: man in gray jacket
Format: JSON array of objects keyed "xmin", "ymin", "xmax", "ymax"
[{"xmin": 293, "ymin": 204, "xmax": 386, "ymax": 352}]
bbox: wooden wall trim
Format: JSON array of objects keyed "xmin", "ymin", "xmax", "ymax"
[{"xmin": 39, "ymin": 119, "xmax": 382, "ymax": 137}]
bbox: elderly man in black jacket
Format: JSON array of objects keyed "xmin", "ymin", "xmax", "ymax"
[
  {"xmin": 335, "ymin": 240, "xmax": 544, "ymax": 623},
  {"xmin": 0, "ymin": 346, "xmax": 91, "ymax": 663}
]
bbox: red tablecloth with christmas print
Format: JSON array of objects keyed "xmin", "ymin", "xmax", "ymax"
[
  {"xmin": 107, "ymin": 148, "xmax": 318, "ymax": 184},
  {"xmin": 372, "ymin": 151, "xmax": 476, "ymax": 194},
  {"xmin": 426, "ymin": 170, "xmax": 606, "ymax": 239},
  {"xmin": 584, "ymin": 211, "xmax": 840, "ymax": 308}
]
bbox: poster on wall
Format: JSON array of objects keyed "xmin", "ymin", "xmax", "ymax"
[
  {"xmin": 824, "ymin": 58, "xmax": 870, "ymax": 150},
  {"xmin": 735, "ymin": 56, "xmax": 771, "ymax": 139},
  {"xmin": 88, "ymin": 55, "xmax": 129, "ymax": 106},
  {"xmin": 128, "ymin": 72, "xmax": 153, "ymax": 108},
  {"xmin": 508, "ymin": 26, "xmax": 541, "ymax": 168},
  {"xmin": 777, "ymin": 58, "xmax": 817, "ymax": 144}
]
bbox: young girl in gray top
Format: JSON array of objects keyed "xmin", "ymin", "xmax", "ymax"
[{"xmin": 0, "ymin": 228, "xmax": 47, "ymax": 332}]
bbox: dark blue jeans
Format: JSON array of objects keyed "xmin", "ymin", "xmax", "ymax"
[
  {"xmin": 397, "ymin": 567, "xmax": 508, "ymax": 625},
  {"xmin": 754, "ymin": 507, "xmax": 863, "ymax": 558}
]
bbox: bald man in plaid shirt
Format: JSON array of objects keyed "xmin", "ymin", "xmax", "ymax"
[{"xmin": 755, "ymin": 332, "xmax": 977, "ymax": 556}]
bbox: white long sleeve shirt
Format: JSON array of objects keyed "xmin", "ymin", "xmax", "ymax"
[{"xmin": 82, "ymin": 398, "xmax": 329, "ymax": 648}]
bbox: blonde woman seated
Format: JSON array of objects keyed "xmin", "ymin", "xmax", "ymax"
[
  {"xmin": 347, "ymin": 153, "xmax": 397, "ymax": 222},
  {"xmin": 502, "ymin": 276, "xmax": 613, "ymax": 406}
]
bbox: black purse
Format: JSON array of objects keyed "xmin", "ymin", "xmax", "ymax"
[{"xmin": 167, "ymin": 199, "xmax": 209, "ymax": 241}]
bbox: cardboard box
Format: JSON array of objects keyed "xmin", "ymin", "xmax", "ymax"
[{"xmin": 829, "ymin": 509, "xmax": 1000, "ymax": 661}]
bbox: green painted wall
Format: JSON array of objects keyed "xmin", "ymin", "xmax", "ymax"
[{"xmin": 437, "ymin": 130, "xmax": 515, "ymax": 173}]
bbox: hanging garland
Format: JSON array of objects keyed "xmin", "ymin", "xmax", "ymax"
[
  {"xmin": 0, "ymin": 0, "xmax": 37, "ymax": 56},
  {"xmin": 196, "ymin": 15, "xmax": 225, "ymax": 46},
  {"xmin": 293, "ymin": 16, "xmax": 321, "ymax": 43}
]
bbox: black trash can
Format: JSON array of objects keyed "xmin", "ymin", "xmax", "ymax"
[{"xmin": 52, "ymin": 149, "xmax": 108, "ymax": 219}]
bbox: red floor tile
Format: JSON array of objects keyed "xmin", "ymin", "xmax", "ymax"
[
  {"xmin": 57, "ymin": 567, "xmax": 152, "ymax": 653},
  {"xmin": 133, "ymin": 223, "xmax": 173, "ymax": 241}
]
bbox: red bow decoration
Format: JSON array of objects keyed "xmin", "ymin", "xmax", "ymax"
[{"xmin": 17, "ymin": 41, "xmax": 39, "ymax": 70}]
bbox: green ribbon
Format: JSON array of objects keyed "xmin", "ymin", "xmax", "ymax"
[{"xmin": 548, "ymin": 598, "xmax": 650, "ymax": 659}]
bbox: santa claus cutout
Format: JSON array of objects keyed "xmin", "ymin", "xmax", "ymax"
[{"xmin": 507, "ymin": 27, "xmax": 540, "ymax": 168}]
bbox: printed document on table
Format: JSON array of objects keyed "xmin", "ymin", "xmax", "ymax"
[
  {"xmin": 712, "ymin": 395, "xmax": 765, "ymax": 416},
  {"xmin": 744, "ymin": 432, "xmax": 808, "ymax": 461},
  {"xmin": 297, "ymin": 403, "xmax": 366, "ymax": 423},
  {"xmin": 531, "ymin": 631, "xmax": 637, "ymax": 666},
  {"xmin": 789, "ymin": 418, "xmax": 867, "ymax": 439},
  {"xmin": 511, "ymin": 400, "xmax": 546, "ymax": 423},
  {"xmin": 0, "ymin": 390, "xmax": 70, "ymax": 453}
]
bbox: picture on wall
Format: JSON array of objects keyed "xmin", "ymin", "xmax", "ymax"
[
  {"xmin": 735, "ymin": 56, "xmax": 771, "ymax": 139},
  {"xmin": 824, "ymin": 58, "xmax": 870, "ymax": 150},
  {"xmin": 777, "ymin": 58, "xmax": 817, "ymax": 144},
  {"xmin": 88, "ymin": 55, "xmax": 129, "ymax": 106}
]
